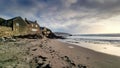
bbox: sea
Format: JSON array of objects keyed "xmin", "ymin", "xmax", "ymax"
[{"xmin": 62, "ymin": 35, "xmax": 120, "ymax": 44}]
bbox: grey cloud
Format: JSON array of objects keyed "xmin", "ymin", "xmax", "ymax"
[{"xmin": 1, "ymin": 0, "xmax": 120, "ymax": 33}]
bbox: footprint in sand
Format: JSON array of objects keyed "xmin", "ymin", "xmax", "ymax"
[{"xmin": 68, "ymin": 46, "xmax": 74, "ymax": 48}]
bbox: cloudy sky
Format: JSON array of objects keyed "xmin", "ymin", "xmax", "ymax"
[{"xmin": 0, "ymin": 0, "xmax": 120, "ymax": 34}]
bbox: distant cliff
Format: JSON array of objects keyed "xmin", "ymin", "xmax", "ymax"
[{"xmin": 54, "ymin": 32, "xmax": 72, "ymax": 38}]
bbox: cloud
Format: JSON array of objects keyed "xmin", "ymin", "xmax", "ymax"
[
  {"xmin": 0, "ymin": 0, "xmax": 120, "ymax": 34},
  {"xmin": 88, "ymin": 0, "xmax": 118, "ymax": 4},
  {"xmin": 61, "ymin": 0, "xmax": 78, "ymax": 8}
]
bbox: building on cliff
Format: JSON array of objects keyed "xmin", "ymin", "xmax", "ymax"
[{"xmin": 0, "ymin": 16, "xmax": 41, "ymax": 37}]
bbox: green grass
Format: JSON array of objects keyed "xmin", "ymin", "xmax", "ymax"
[{"xmin": 0, "ymin": 41, "xmax": 30, "ymax": 68}]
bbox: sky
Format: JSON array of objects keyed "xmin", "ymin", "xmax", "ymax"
[{"xmin": 0, "ymin": 0, "xmax": 120, "ymax": 34}]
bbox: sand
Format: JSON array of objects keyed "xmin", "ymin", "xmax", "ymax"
[
  {"xmin": 47, "ymin": 39, "xmax": 120, "ymax": 68},
  {"xmin": 0, "ymin": 38, "xmax": 120, "ymax": 68}
]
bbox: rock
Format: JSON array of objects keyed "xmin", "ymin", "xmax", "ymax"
[{"xmin": 0, "ymin": 37, "xmax": 6, "ymax": 42}]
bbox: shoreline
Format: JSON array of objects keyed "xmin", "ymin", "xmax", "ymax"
[
  {"xmin": 59, "ymin": 39, "xmax": 120, "ymax": 57},
  {"xmin": 48, "ymin": 39, "xmax": 120, "ymax": 68}
]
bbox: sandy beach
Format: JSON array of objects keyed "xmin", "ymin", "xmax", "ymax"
[
  {"xmin": 0, "ymin": 38, "xmax": 120, "ymax": 68},
  {"xmin": 48, "ymin": 39, "xmax": 120, "ymax": 68}
]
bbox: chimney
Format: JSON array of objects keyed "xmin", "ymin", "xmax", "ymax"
[
  {"xmin": 25, "ymin": 18, "xmax": 27, "ymax": 21},
  {"xmin": 35, "ymin": 20, "xmax": 37, "ymax": 23}
]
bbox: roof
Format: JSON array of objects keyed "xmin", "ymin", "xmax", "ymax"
[
  {"xmin": 8, "ymin": 16, "xmax": 22, "ymax": 21},
  {"xmin": 27, "ymin": 20, "xmax": 37, "ymax": 24},
  {"xmin": 0, "ymin": 18, "xmax": 5, "ymax": 21}
]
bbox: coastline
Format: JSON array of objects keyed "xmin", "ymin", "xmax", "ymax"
[
  {"xmin": 59, "ymin": 39, "xmax": 120, "ymax": 57},
  {"xmin": 48, "ymin": 39, "xmax": 120, "ymax": 68}
]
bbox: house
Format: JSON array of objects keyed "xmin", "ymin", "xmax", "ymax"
[
  {"xmin": 0, "ymin": 18, "xmax": 5, "ymax": 25},
  {"xmin": 0, "ymin": 16, "xmax": 41, "ymax": 37},
  {"xmin": 25, "ymin": 18, "xmax": 41, "ymax": 35}
]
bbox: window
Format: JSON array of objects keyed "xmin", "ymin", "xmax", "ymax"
[
  {"xmin": 35, "ymin": 25, "xmax": 38, "ymax": 27},
  {"xmin": 31, "ymin": 29, "xmax": 37, "ymax": 31},
  {"xmin": 16, "ymin": 23, "xmax": 19, "ymax": 26},
  {"xmin": 32, "ymin": 24, "xmax": 34, "ymax": 27}
]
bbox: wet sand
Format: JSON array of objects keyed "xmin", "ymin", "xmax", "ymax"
[{"xmin": 46, "ymin": 39, "xmax": 120, "ymax": 68}]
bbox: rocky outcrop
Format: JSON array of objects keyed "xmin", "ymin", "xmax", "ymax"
[{"xmin": 40, "ymin": 27, "xmax": 64, "ymax": 39}]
